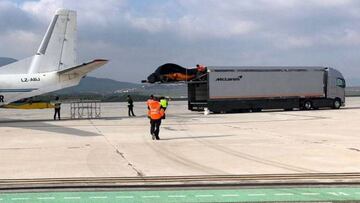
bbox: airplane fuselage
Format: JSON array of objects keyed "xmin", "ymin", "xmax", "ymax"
[{"xmin": 0, "ymin": 72, "xmax": 80, "ymax": 105}]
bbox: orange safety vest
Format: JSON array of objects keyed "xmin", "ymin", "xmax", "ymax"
[
  {"xmin": 146, "ymin": 99, "xmax": 154, "ymax": 107},
  {"xmin": 147, "ymin": 100, "xmax": 164, "ymax": 120}
]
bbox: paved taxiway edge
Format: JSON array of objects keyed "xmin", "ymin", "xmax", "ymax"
[{"xmin": 1, "ymin": 173, "xmax": 360, "ymax": 191}]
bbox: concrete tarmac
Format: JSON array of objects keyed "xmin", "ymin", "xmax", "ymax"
[{"xmin": 0, "ymin": 98, "xmax": 360, "ymax": 179}]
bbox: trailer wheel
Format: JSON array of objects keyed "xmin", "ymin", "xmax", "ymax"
[
  {"xmin": 332, "ymin": 99, "xmax": 341, "ymax": 109},
  {"xmin": 303, "ymin": 100, "xmax": 312, "ymax": 110}
]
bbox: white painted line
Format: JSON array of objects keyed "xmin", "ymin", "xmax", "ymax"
[
  {"xmin": 116, "ymin": 196, "xmax": 134, "ymax": 199},
  {"xmin": 142, "ymin": 195, "xmax": 160, "ymax": 198},
  {"xmin": 355, "ymin": 192, "xmax": 360, "ymax": 195},
  {"xmin": 327, "ymin": 192, "xmax": 349, "ymax": 196},
  {"xmin": 301, "ymin": 193, "xmax": 319, "ymax": 196},
  {"xmin": 222, "ymin": 194, "xmax": 239, "ymax": 197},
  {"xmin": 195, "ymin": 194, "xmax": 214, "ymax": 197},
  {"xmin": 168, "ymin": 195, "xmax": 186, "ymax": 198},
  {"xmin": 248, "ymin": 193, "xmax": 266, "ymax": 196},
  {"xmin": 11, "ymin": 197, "xmax": 30, "ymax": 201},
  {"xmin": 89, "ymin": 196, "xmax": 108, "ymax": 199},
  {"xmin": 37, "ymin": 197, "xmax": 55, "ymax": 200},
  {"xmin": 64, "ymin": 197, "xmax": 81, "ymax": 199},
  {"xmin": 274, "ymin": 193, "xmax": 294, "ymax": 196}
]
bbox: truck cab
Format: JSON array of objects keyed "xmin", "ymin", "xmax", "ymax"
[{"xmin": 327, "ymin": 68, "xmax": 346, "ymax": 108}]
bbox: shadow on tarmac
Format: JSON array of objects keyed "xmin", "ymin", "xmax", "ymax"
[
  {"xmin": 0, "ymin": 118, "xmax": 101, "ymax": 137},
  {"xmin": 161, "ymin": 134, "xmax": 236, "ymax": 141},
  {"xmin": 342, "ymin": 106, "xmax": 360, "ymax": 110}
]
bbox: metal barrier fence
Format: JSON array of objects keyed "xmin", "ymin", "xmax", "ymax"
[{"xmin": 70, "ymin": 100, "xmax": 101, "ymax": 119}]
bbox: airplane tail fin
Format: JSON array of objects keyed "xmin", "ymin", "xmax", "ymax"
[{"xmin": 29, "ymin": 9, "xmax": 77, "ymax": 73}]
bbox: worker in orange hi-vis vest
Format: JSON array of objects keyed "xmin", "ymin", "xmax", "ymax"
[
  {"xmin": 146, "ymin": 95, "xmax": 154, "ymax": 108},
  {"xmin": 147, "ymin": 97, "xmax": 165, "ymax": 140}
]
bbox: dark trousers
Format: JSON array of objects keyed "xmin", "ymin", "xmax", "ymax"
[
  {"xmin": 128, "ymin": 106, "xmax": 135, "ymax": 116},
  {"xmin": 150, "ymin": 119, "xmax": 162, "ymax": 139},
  {"xmin": 162, "ymin": 107, "xmax": 167, "ymax": 119},
  {"xmin": 54, "ymin": 108, "xmax": 61, "ymax": 120}
]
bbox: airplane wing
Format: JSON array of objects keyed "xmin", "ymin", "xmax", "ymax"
[
  {"xmin": 3, "ymin": 101, "xmax": 54, "ymax": 109},
  {"xmin": 58, "ymin": 59, "xmax": 108, "ymax": 76}
]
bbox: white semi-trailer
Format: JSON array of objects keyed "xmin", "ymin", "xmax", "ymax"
[{"xmin": 188, "ymin": 67, "xmax": 346, "ymax": 113}]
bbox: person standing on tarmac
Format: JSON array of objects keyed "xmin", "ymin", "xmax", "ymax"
[
  {"xmin": 127, "ymin": 95, "xmax": 136, "ymax": 117},
  {"xmin": 147, "ymin": 97, "xmax": 165, "ymax": 140},
  {"xmin": 160, "ymin": 97, "xmax": 168, "ymax": 119},
  {"xmin": 147, "ymin": 94, "xmax": 154, "ymax": 108},
  {"xmin": 53, "ymin": 96, "xmax": 61, "ymax": 120}
]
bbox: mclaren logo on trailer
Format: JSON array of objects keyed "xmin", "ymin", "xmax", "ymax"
[{"xmin": 216, "ymin": 75, "xmax": 243, "ymax": 81}]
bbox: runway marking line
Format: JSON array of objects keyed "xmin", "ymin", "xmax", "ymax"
[
  {"xmin": 327, "ymin": 192, "xmax": 349, "ymax": 196},
  {"xmin": 168, "ymin": 195, "xmax": 186, "ymax": 198},
  {"xmin": 222, "ymin": 194, "xmax": 240, "ymax": 197},
  {"xmin": 274, "ymin": 193, "xmax": 294, "ymax": 196},
  {"xmin": 248, "ymin": 193, "xmax": 266, "ymax": 196},
  {"xmin": 116, "ymin": 196, "xmax": 134, "ymax": 198},
  {"xmin": 89, "ymin": 196, "xmax": 108, "ymax": 199},
  {"xmin": 142, "ymin": 195, "xmax": 160, "ymax": 198},
  {"xmin": 63, "ymin": 196, "xmax": 81, "ymax": 199},
  {"xmin": 37, "ymin": 196, "xmax": 55, "ymax": 200},
  {"xmin": 301, "ymin": 193, "xmax": 320, "ymax": 196},
  {"xmin": 195, "ymin": 194, "xmax": 214, "ymax": 197},
  {"xmin": 11, "ymin": 197, "xmax": 30, "ymax": 200},
  {"xmin": 2, "ymin": 187, "xmax": 360, "ymax": 202}
]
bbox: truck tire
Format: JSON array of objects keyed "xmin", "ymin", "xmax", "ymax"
[
  {"xmin": 332, "ymin": 99, "xmax": 341, "ymax": 109},
  {"xmin": 303, "ymin": 100, "xmax": 312, "ymax": 110}
]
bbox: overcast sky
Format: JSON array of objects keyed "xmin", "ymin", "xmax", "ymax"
[{"xmin": 0, "ymin": 0, "xmax": 359, "ymax": 83}]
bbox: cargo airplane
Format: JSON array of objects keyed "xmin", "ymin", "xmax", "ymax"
[{"xmin": 0, "ymin": 9, "xmax": 108, "ymax": 108}]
